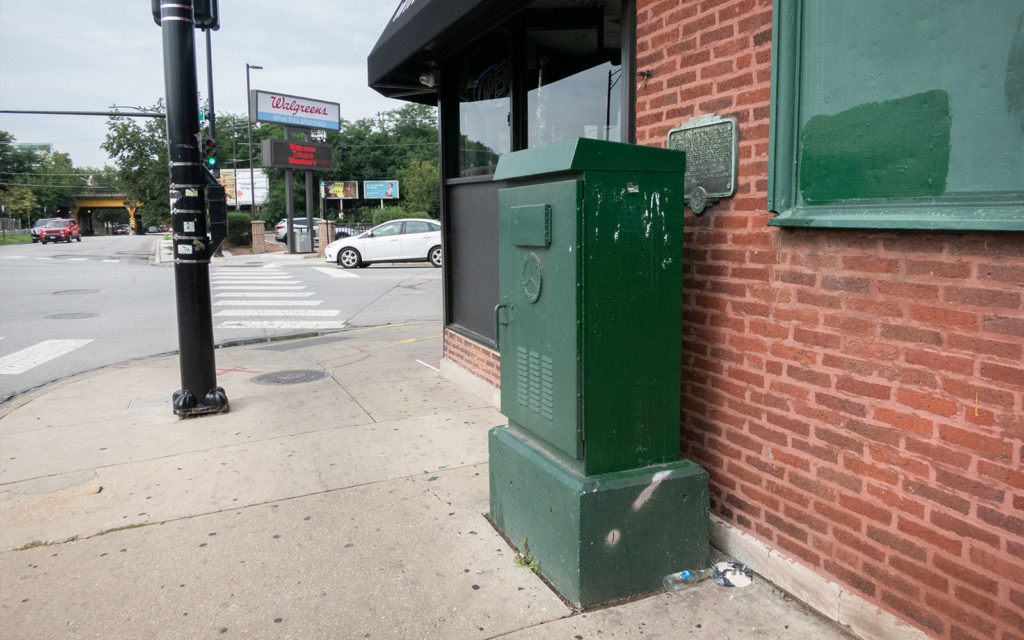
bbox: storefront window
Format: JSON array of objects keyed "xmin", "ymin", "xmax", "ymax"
[
  {"xmin": 458, "ymin": 52, "xmax": 512, "ymax": 177},
  {"xmin": 526, "ymin": 26, "xmax": 622, "ymax": 147},
  {"xmin": 529, "ymin": 61, "xmax": 622, "ymax": 146}
]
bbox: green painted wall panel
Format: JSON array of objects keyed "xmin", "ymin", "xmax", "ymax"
[
  {"xmin": 769, "ymin": 0, "xmax": 1024, "ymax": 229},
  {"xmin": 800, "ymin": 90, "xmax": 950, "ymax": 204}
]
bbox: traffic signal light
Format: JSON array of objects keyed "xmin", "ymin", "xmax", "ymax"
[
  {"xmin": 203, "ymin": 139, "xmax": 217, "ymax": 167},
  {"xmin": 193, "ymin": 0, "xmax": 219, "ymax": 30}
]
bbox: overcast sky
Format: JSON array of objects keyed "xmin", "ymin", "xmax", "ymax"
[{"xmin": 0, "ymin": 0, "xmax": 407, "ymax": 169}]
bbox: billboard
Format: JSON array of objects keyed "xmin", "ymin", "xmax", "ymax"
[
  {"xmin": 322, "ymin": 181, "xmax": 358, "ymax": 199},
  {"xmin": 363, "ymin": 180, "xmax": 399, "ymax": 199},
  {"xmin": 261, "ymin": 139, "xmax": 334, "ymax": 171},
  {"xmin": 250, "ymin": 90, "xmax": 340, "ymax": 130},
  {"xmin": 218, "ymin": 169, "xmax": 269, "ymax": 207}
]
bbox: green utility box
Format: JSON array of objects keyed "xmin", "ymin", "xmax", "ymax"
[{"xmin": 489, "ymin": 138, "xmax": 710, "ymax": 608}]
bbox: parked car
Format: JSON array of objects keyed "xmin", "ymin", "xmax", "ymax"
[
  {"xmin": 334, "ymin": 226, "xmax": 363, "ymax": 240},
  {"xmin": 274, "ymin": 217, "xmax": 326, "ymax": 243},
  {"xmin": 39, "ymin": 218, "xmax": 81, "ymax": 244},
  {"xmin": 30, "ymin": 217, "xmax": 59, "ymax": 243},
  {"xmin": 324, "ymin": 218, "xmax": 442, "ymax": 269}
]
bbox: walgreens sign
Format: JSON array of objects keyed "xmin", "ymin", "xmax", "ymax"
[{"xmin": 250, "ymin": 90, "xmax": 340, "ymax": 131}]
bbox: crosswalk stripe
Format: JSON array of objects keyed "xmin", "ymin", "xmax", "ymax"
[
  {"xmin": 211, "ymin": 285, "xmax": 306, "ymax": 290},
  {"xmin": 214, "ymin": 309, "xmax": 340, "ymax": 317},
  {"xmin": 210, "ymin": 280, "xmax": 300, "ymax": 285},
  {"xmin": 211, "ymin": 274, "xmax": 295, "ymax": 278},
  {"xmin": 214, "ymin": 292, "xmax": 314, "ymax": 298},
  {"xmin": 212, "ymin": 273, "xmax": 290, "ymax": 277},
  {"xmin": 102, "ymin": 259, "xmax": 120, "ymax": 263},
  {"xmin": 311, "ymin": 267, "xmax": 358, "ymax": 278},
  {"xmin": 0, "ymin": 339, "xmax": 93, "ymax": 375},
  {"xmin": 216, "ymin": 320, "xmax": 345, "ymax": 329},
  {"xmin": 213, "ymin": 300, "xmax": 322, "ymax": 306}
]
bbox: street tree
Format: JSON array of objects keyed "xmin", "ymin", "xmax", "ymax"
[
  {"xmin": 2, "ymin": 185, "xmax": 38, "ymax": 223},
  {"xmin": 400, "ymin": 158, "xmax": 440, "ymax": 216},
  {"xmin": 102, "ymin": 103, "xmax": 170, "ymax": 228},
  {"xmin": 1, "ymin": 130, "xmax": 36, "ymax": 189},
  {"xmin": 1, "ymin": 130, "xmax": 86, "ymax": 223}
]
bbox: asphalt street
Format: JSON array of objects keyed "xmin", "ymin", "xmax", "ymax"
[{"xmin": 0, "ymin": 234, "xmax": 441, "ymax": 402}]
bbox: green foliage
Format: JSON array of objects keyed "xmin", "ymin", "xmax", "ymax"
[
  {"xmin": 367, "ymin": 205, "xmax": 431, "ymax": 227},
  {"xmin": 225, "ymin": 211, "xmax": 252, "ymax": 248},
  {"xmin": 2, "ymin": 185, "xmax": 37, "ymax": 220},
  {"xmin": 0, "ymin": 130, "xmax": 36, "ymax": 187},
  {"xmin": 101, "ymin": 102, "xmax": 170, "ymax": 228},
  {"xmin": 1, "ymin": 130, "xmax": 93, "ymax": 222},
  {"xmin": 330, "ymin": 104, "xmax": 439, "ymax": 183},
  {"xmin": 400, "ymin": 159, "xmax": 440, "ymax": 217}
]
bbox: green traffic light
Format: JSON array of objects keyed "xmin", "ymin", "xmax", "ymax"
[{"xmin": 206, "ymin": 156, "xmax": 217, "ymax": 167}]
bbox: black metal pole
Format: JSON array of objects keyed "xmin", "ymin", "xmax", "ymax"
[
  {"xmin": 205, "ymin": 29, "xmax": 224, "ymax": 259},
  {"xmin": 305, "ymin": 170, "xmax": 314, "ymax": 251},
  {"xmin": 285, "ymin": 168, "xmax": 294, "ymax": 252},
  {"xmin": 156, "ymin": 0, "xmax": 228, "ymax": 417},
  {"xmin": 205, "ymin": 29, "xmax": 216, "ymax": 142}
]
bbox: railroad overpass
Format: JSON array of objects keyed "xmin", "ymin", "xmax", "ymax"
[{"xmin": 71, "ymin": 193, "xmax": 141, "ymax": 235}]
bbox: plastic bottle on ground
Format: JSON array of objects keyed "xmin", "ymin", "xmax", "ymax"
[{"xmin": 663, "ymin": 567, "xmax": 715, "ymax": 591}]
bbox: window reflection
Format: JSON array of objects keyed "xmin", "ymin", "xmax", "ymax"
[
  {"xmin": 525, "ymin": 25, "xmax": 622, "ymax": 148},
  {"xmin": 529, "ymin": 61, "xmax": 622, "ymax": 147},
  {"xmin": 458, "ymin": 57, "xmax": 511, "ymax": 177},
  {"xmin": 451, "ymin": 16, "xmax": 625, "ymax": 177}
]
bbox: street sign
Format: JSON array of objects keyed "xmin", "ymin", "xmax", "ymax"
[{"xmin": 250, "ymin": 90, "xmax": 340, "ymax": 131}]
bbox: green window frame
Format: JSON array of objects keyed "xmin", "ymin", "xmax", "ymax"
[{"xmin": 767, "ymin": 0, "xmax": 1024, "ymax": 230}]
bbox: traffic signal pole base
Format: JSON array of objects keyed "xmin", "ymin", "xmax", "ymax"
[
  {"xmin": 172, "ymin": 387, "xmax": 229, "ymax": 418},
  {"xmin": 488, "ymin": 423, "xmax": 710, "ymax": 609}
]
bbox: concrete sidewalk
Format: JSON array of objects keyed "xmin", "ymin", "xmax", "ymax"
[{"xmin": 0, "ymin": 255, "xmax": 856, "ymax": 639}]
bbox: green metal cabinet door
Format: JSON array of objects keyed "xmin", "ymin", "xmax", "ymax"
[{"xmin": 498, "ymin": 179, "xmax": 583, "ymax": 460}]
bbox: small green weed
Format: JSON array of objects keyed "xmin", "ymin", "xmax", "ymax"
[{"xmin": 514, "ymin": 538, "xmax": 538, "ymax": 572}]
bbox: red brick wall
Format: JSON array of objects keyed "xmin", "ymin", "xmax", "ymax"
[
  {"xmin": 637, "ymin": 1, "xmax": 1024, "ymax": 639},
  {"xmin": 444, "ymin": 328, "xmax": 501, "ymax": 388}
]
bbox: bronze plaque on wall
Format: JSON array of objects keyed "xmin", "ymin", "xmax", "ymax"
[{"xmin": 667, "ymin": 114, "xmax": 738, "ymax": 202}]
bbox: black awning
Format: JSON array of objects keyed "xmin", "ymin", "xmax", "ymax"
[{"xmin": 368, "ymin": 0, "xmax": 528, "ymax": 103}]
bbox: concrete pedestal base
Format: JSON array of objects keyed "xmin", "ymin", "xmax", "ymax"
[{"xmin": 488, "ymin": 425, "xmax": 710, "ymax": 609}]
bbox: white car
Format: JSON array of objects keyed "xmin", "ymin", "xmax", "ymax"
[
  {"xmin": 324, "ymin": 218, "xmax": 442, "ymax": 269},
  {"xmin": 274, "ymin": 217, "xmax": 326, "ymax": 243}
]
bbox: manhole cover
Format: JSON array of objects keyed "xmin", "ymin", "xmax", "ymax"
[
  {"xmin": 53, "ymin": 289, "xmax": 99, "ymax": 296},
  {"xmin": 252, "ymin": 370, "xmax": 330, "ymax": 385},
  {"xmin": 46, "ymin": 312, "xmax": 99, "ymax": 320}
]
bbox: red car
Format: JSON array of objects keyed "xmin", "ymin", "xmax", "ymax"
[{"xmin": 39, "ymin": 218, "xmax": 81, "ymax": 244}]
